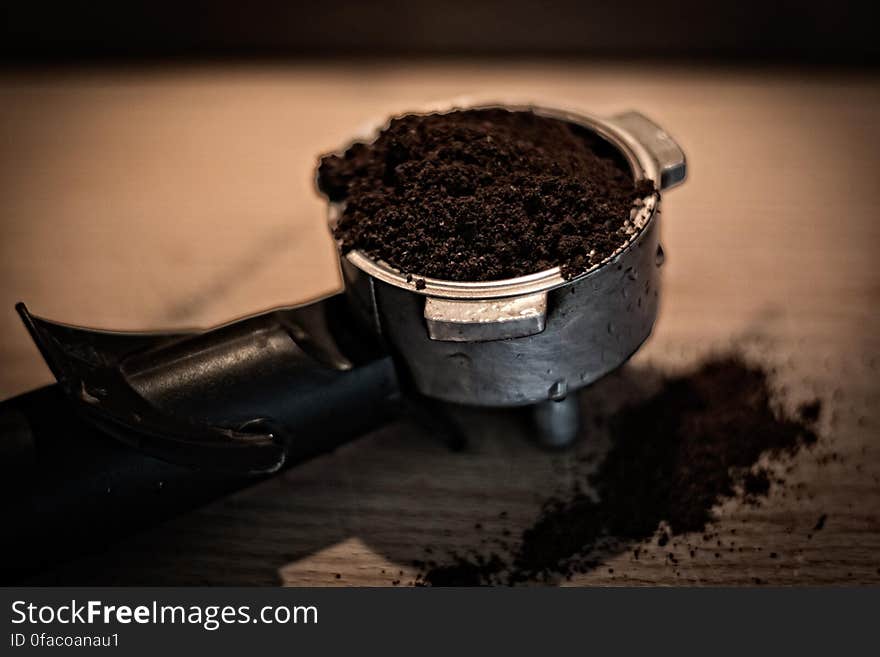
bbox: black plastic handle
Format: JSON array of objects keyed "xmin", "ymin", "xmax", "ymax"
[
  {"xmin": 1, "ymin": 294, "xmax": 401, "ymax": 581},
  {"xmin": 0, "ymin": 384, "xmax": 260, "ymax": 582},
  {"xmin": 15, "ymin": 294, "xmax": 400, "ymax": 474}
]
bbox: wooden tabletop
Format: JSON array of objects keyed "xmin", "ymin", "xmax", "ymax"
[{"xmin": 1, "ymin": 61, "xmax": 878, "ymax": 585}]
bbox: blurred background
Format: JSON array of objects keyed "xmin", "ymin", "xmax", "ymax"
[
  {"xmin": 1, "ymin": 1, "xmax": 878, "ymax": 585},
  {"xmin": 3, "ymin": 1, "xmax": 878, "ymax": 63}
]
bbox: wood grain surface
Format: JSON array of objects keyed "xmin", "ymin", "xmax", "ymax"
[{"xmin": 1, "ymin": 61, "xmax": 878, "ymax": 585}]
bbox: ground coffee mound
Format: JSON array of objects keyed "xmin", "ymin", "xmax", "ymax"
[
  {"xmin": 317, "ymin": 109, "xmax": 654, "ymax": 282},
  {"xmin": 414, "ymin": 355, "xmax": 822, "ymax": 586}
]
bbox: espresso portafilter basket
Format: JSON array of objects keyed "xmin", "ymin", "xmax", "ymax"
[{"xmin": 0, "ymin": 105, "xmax": 685, "ymax": 579}]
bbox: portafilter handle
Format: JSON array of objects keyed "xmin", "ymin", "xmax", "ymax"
[
  {"xmin": 0, "ymin": 294, "xmax": 400, "ymax": 580},
  {"xmin": 12, "ymin": 294, "xmax": 400, "ymax": 475}
]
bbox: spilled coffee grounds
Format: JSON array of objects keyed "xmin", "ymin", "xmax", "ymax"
[
  {"xmin": 317, "ymin": 109, "xmax": 654, "ymax": 282},
  {"xmin": 415, "ymin": 355, "xmax": 822, "ymax": 585}
]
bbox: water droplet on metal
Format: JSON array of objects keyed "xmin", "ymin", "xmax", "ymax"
[
  {"xmin": 655, "ymin": 243, "xmax": 666, "ymax": 267},
  {"xmin": 548, "ymin": 380, "xmax": 568, "ymax": 400}
]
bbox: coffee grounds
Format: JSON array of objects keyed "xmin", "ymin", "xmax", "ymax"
[
  {"xmin": 416, "ymin": 355, "xmax": 822, "ymax": 586},
  {"xmin": 742, "ymin": 468, "xmax": 772, "ymax": 501},
  {"xmin": 317, "ymin": 109, "xmax": 655, "ymax": 282}
]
